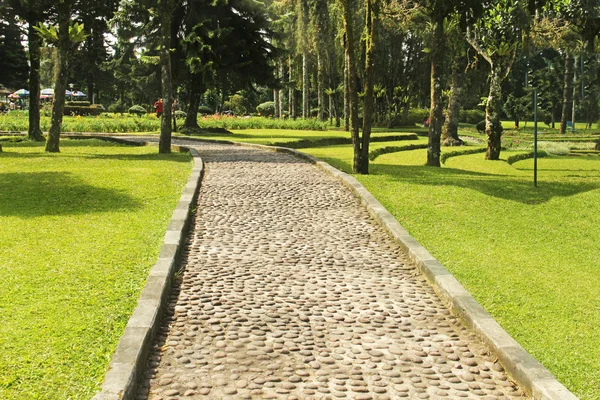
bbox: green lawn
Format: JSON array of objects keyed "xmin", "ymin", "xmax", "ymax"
[
  {"xmin": 0, "ymin": 139, "xmax": 192, "ymax": 399},
  {"xmin": 190, "ymin": 128, "xmax": 598, "ymax": 399}
]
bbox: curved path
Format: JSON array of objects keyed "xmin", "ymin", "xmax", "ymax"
[{"xmin": 136, "ymin": 142, "xmax": 524, "ymax": 400}]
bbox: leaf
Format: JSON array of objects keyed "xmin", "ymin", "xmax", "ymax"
[{"xmin": 33, "ymin": 23, "xmax": 58, "ymax": 45}]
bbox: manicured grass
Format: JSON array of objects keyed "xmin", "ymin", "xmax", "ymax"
[{"xmin": 0, "ymin": 139, "xmax": 192, "ymax": 399}]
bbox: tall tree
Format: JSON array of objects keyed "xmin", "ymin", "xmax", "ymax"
[
  {"xmin": 467, "ymin": 0, "xmax": 529, "ymax": 160},
  {"xmin": 401, "ymin": 0, "xmax": 483, "ymax": 166},
  {"xmin": 4, "ymin": 0, "xmax": 52, "ymax": 141},
  {"xmin": 37, "ymin": 2, "xmax": 86, "ymax": 153}
]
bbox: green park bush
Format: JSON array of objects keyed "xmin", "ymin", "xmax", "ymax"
[
  {"xmin": 256, "ymin": 101, "xmax": 275, "ymax": 117},
  {"xmin": 459, "ymin": 109, "xmax": 486, "ymax": 124},
  {"xmin": 128, "ymin": 105, "xmax": 147, "ymax": 116},
  {"xmin": 198, "ymin": 105, "xmax": 213, "ymax": 115}
]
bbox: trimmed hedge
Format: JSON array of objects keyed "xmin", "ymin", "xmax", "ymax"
[
  {"xmin": 440, "ymin": 147, "xmax": 487, "ymax": 164},
  {"xmin": 369, "ymin": 143, "xmax": 428, "ymax": 161},
  {"xmin": 63, "ymin": 104, "xmax": 105, "ymax": 116},
  {"xmin": 506, "ymin": 150, "xmax": 549, "ymax": 165}
]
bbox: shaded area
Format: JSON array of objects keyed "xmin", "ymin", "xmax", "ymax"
[
  {"xmin": 0, "ymin": 172, "xmax": 141, "ymax": 217},
  {"xmin": 372, "ymin": 163, "xmax": 599, "ymax": 204}
]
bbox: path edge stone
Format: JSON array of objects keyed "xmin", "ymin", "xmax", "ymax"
[
  {"xmin": 177, "ymin": 138, "xmax": 576, "ymax": 400},
  {"xmin": 90, "ymin": 140, "xmax": 203, "ymax": 400}
]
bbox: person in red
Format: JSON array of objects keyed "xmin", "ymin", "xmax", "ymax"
[{"xmin": 154, "ymin": 98, "xmax": 163, "ymax": 118}]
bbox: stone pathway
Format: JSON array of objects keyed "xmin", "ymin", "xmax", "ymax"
[{"xmin": 136, "ymin": 142, "xmax": 524, "ymax": 400}]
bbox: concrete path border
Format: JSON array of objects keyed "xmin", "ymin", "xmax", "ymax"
[{"xmin": 91, "ymin": 139, "xmax": 203, "ymax": 400}]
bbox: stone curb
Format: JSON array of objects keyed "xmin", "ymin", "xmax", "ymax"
[
  {"xmin": 174, "ymin": 138, "xmax": 576, "ymax": 400},
  {"xmin": 90, "ymin": 139, "xmax": 204, "ymax": 400}
]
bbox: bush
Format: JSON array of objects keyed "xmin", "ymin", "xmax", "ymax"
[
  {"xmin": 174, "ymin": 110, "xmax": 187, "ymax": 118},
  {"xmin": 198, "ymin": 105, "xmax": 213, "ymax": 115},
  {"xmin": 506, "ymin": 150, "xmax": 548, "ymax": 165},
  {"xmin": 459, "ymin": 109, "xmax": 486, "ymax": 124},
  {"xmin": 63, "ymin": 105, "xmax": 104, "ymax": 116},
  {"xmin": 476, "ymin": 120, "xmax": 486, "ymax": 133},
  {"xmin": 128, "ymin": 105, "xmax": 147, "ymax": 116},
  {"xmin": 387, "ymin": 108, "xmax": 429, "ymax": 127},
  {"xmin": 108, "ymin": 102, "xmax": 127, "ymax": 113},
  {"xmin": 256, "ymin": 101, "xmax": 275, "ymax": 117},
  {"xmin": 66, "ymin": 101, "xmax": 91, "ymax": 107}
]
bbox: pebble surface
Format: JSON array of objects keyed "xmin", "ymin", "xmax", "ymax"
[{"xmin": 136, "ymin": 142, "xmax": 525, "ymax": 399}]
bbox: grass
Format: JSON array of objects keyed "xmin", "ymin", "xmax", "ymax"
[{"xmin": 0, "ymin": 139, "xmax": 192, "ymax": 399}]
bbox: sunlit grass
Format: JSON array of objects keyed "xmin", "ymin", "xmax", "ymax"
[{"xmin": 0, "ymin": 139, "xmax": 192, "ymax": 399}]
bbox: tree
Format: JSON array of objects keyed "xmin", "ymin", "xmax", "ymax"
[
  {"xmin": 0, "ymin": 17, "xmax": 29, "ymax": 90},
  {"xmin": 4, "ymin": 0, "xmax": 53, "ymax": 141},
  {"xmin": 400, "ymin": 0, "xmax": 483, "ymax": 166},
  {"xmin": 37, "ymin": 2, "xmax": 87, "ymax": 153},
  {"xmin": 467, "ymin": 0, "xmax": 529, "ymax": 160}
]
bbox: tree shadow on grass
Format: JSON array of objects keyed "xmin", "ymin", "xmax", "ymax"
[
  {"xmin": 0, "ymin": 172, "xmax": 141, "ymax": 218},
  {"xmin": 372, "ymin": 163, "xmax": 600, "ymax": 204}
]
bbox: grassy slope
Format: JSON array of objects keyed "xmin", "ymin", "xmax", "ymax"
[{"xmin": 0, "ymin": 140, "xmax": 191, "ymax": 399}]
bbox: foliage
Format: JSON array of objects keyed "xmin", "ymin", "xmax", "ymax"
[
  {"xmin": 198, "ymin": 106, "xmax": 213, "ymax": 115},
  {"xmin": 256, "ymin": 101, "xmax": 275, "ymax": 117},
  {"xmin": 0, "ymin": 17, "xmax": 29, "ymax": 89},
  {"xmin": 0, "ymin": 139, "xmax": 191, "ymax": 399},
  {"xmin": 63, "ymin": 104, "xmax": 104, "ymax": 116},
  {"xmin": 506, "ymin": 150, "xmax": 549, "ymax": 164},
  {"xmin": 440, "ymin": 147, "xmax": 487, "ymax": 163},
  {"xmin": 459, "ymin": 109, "xmax": 486, "ymax": 124},
  {"xmin": 128, "ymin": 105, "xmax": 147, "ymax": 116},
  {"xmin": 387, "ymin": 108, "xmax": 430, "ymax": 127}
]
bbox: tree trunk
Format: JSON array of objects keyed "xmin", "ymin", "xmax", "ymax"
[
  {"xmin": 317, "ymin": 52, "xmax": 325, "ymax": 121},
  {"xmin": 184, "ymin": 90, "xmax": 201, "ymax": 130},
  {"xmin": 302, "ymin": 52, "xmax": 309, "ymax": 118},
  {"xmin": 27, "ymin": 20, "xmax": 44, "ymax": 142},
  {"xmin": 340, "ymin": 0, "xmax": 359, "ymax": 170},
  {"xmin": 560, "ymin": 53, "xmax": 574, "ymax": 134},
  {"xmin": 485, "ymin": 67, "xmax": 504, "ymax": 160},
  {"xmin": 45, "ymin": 4, "xmax": 70, "ymax": 153},
  {"xmin": 344, "ymin": 44, "xmax": 349, "ymax": 131},
  {"xmin": 158, "ymin": 0, "xmax": 173, "ymax": 154},
  {"xmin": 359, "ymin": 0, "xmax": 377, "ymax": 174},
  {"xmin": 279, "ymin": 62, "xmax": 285, "ymax": 118},
  {"xmin": 442, "ymin": 54, "xmax": 464, "ymax": 146},
  {"xmin": 427, "ymin": 17, "xmax": 445, "ymax": 166},
  {"xmin": 288, "ymin": 56, "xmax": 295, "ymax": 119},
  {"xmin": 273, "ymin": 88, "xmax": 279, "ymax": 118}
]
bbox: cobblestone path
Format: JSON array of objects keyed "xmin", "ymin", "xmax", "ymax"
[{"xmin": 137, "ymin": 143, "xmax": 524, "ymax": 400}]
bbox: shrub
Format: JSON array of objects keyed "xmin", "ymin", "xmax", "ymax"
[
  {"xmin": 476, "ymin": 120, "xmax": 486, "ymax": 133},
  {"xmin": 459, "ymin": 109, "xmax": 486, "ymax": 124},
  {"xmin": 256, "ymin": 101, "xmax": 275, "ymax": 117},
  {"xmin": 506, "ymin": 150, "xmax": 548, "ymax": 165},
  {"xmin": 174, "ymin": 110, "xmax": 187, "ymax": 118},
  {"xmin": 66, "ymin": 101, "xmax": 91, "ymax": 107},
  {"xmin": 63, "ymin": 105, "xmax": 103, "ymax": 116},
  {"xmin": 198, "ymin": 105, "xmax": 213, "ymax": 115},
  {"xmin": 387, "ymin": 108, "xmax": 429, "ymax": 127},
  {"xmin": 108, "ymin": 102, "xmax": 127, "ymax": 113},
  {"xmin": 128, "ymin": 105, "xmax": 147, "ymax": 116}
]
